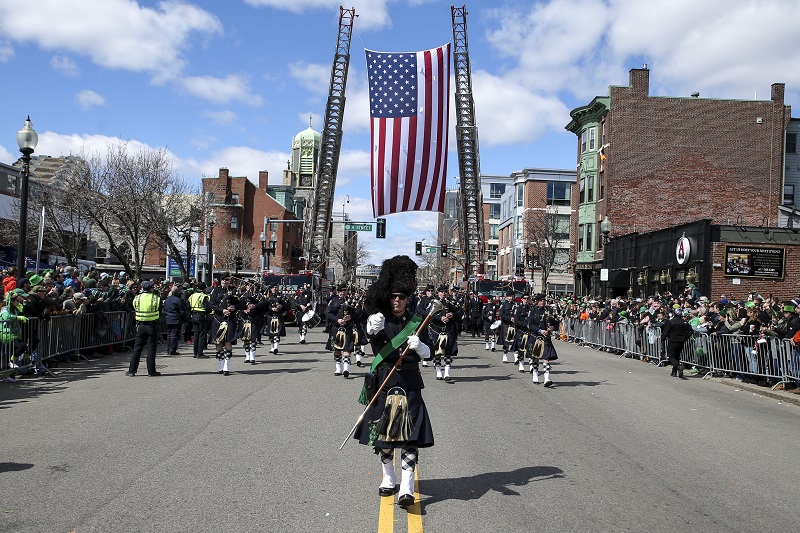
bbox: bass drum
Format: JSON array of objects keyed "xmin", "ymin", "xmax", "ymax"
[
  {"xmin": 490, "ymin": 320, "xmax": 502, "ymax": 331},
  {"xmin": 302, "ymin": 309, "xmax": 322, "ymax": 328}
]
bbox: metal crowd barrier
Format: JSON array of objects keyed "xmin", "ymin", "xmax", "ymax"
[
  {"xmin": 2, "ymin": 311, "xmax": 136, "ymax": 379},
  {"xmin": 560, "ymin": 317, "xmax": 798, "ymax": 389}
]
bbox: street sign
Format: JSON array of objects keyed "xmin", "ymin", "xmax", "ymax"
[
  {"xmin": 344, "ymin": 223, "xmax": 373, "ymax": 232},
  {"xmin": 424, "ymin": 246, "xmax": 438, "ymax": 254},
  {"xmin": 600, "ymin": 268, "xmax": 609, "ymax": 281}
]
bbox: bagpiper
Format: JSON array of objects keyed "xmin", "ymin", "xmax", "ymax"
[
  {"xmin": 527, "ymin": 296, "xmax": 559, "ymax": 387},
  {"xmin": 428, "ymin": 285, "xmax": 462, "ymax": 381},
  {"xmin": 265, "ymin": 284, "xmax": 288, "ymax": 354},
  {"xmin": 208, "ymin": 292, "xmax": 245, "ymax": 376},
  {"xmin": 498, "ymin": 290, "xmax": 516, "ymax": 363},
  {"xmin": 325, "ymin": 283, "xmax": 362, "ymax": 377}
]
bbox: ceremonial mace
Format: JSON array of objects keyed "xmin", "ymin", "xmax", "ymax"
[{"xmin": 339, "ymin": 299, "xmax": 443, "ymax": 450}]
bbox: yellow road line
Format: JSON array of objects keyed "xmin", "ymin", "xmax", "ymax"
[
  {"xmin": 407, "ymin": 467, "xmax": 423, "ymax": 533},
  {"xmin": 376, "ymin": 460, "xmax": 424, "ymax": 533}
]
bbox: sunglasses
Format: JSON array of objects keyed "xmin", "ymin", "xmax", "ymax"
[{"xmin": 390, "ymin": 293, "xmax": 409, "ymax": 300}]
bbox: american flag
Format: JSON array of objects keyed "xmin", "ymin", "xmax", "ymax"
[{"xmin": 366, "ymin": 44, "xmax": 450, "ymax": 217}]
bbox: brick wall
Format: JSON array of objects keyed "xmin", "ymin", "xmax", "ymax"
[{"xmin": 606, "ymin": 68, "xmax": 789, "ymax": 239}]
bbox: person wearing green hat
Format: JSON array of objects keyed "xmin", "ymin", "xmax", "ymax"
[
  {"xmin": 780, "ymin": 301, "xmax": 800, "ymax": 376},
  {"xmin": 1, "ymin": 288, "xmax": 31, "ymax": 374}
]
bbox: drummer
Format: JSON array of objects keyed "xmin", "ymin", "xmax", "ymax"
[
  {"xmin": 295, "ymin": 285, "xmax": 312, "ymax": 344},
  {"xmin": 482, "ymin": 295, "xmax": 500, "ymax": 351}
]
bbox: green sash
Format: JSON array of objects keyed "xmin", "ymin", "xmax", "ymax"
[{"xmin": 357, "ymin": 314, "xmax": 422, "ymax": 405}]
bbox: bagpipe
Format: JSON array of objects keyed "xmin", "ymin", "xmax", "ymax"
[
  {"xmin": 504, "ymin": 303, "xmax": 518, "ymax": 344},
  {"xmin": 332, "ymin": 288, "xmax": 364, "ymax": 350}
]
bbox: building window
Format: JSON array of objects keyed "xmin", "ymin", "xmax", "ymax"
[
  {"xmin": 517, "ymin": 184, "xmax": 524, "ymax": 207},
  {"xmin": 578, "ymin": 224, "xmax": 584, "ymax": 251},
  {"xmin": 230, "ymin": 215, "xmax": 239, "ymax": 230},
  {"xmin": 553, "ymin": 214, "xmax": 571, "ymax": 240},
  {"xmin": 784, "ymin": 184, "xmax": 795, "ymax": 206},
  {"xmin": 579, "ymin": 178, "xmax": 585, "ymax": 204},
  {"xmin": 547, "ymin": 181, "xmax": 571, "ymax": 206},
  {"xmin": 231, "ymin": 193, "xmax": 239, "ymax": 205},
  {"xmin": 489, "ymin": 203, "xmax": 501, "ymax": 219},
  {"xmin": 587, "ymin": 175, "xmax": 594, "ymax": 203},
  {"xmin": 447, "ymin": 197, "xmax": 457, "ymax": 218},
  {"xmin": 581, "ymin": 130, "xmax": 588, "ymax": 153},
  {"xmin": 589, "ymin": 127, "xmax": 596, "ymax": 151},
  {"xmin": 489, "ymin": 224, "xmax": 498, "ymax": 239},
  {"xmin": 600, "ymin": 121, "xmax": 605, "ymax": 147},
  {"xmin": 599, "ymin": 172, "xmax": 604, "ymax": 200},
  {"xmin": 787, "ymin": 132, "xmax": 797, "ymax": 154},
  {"xmin": 585, "ymin": 222, "xmax": 593, "ymax": 251},
  {"xmin": 490, "ymin": 183, "xmax": 505, "ymax": 199}
]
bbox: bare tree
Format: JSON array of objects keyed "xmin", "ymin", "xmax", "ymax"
[
  {"xmin": 214, "ymin": 237, "xmax": 256, "ymax": 273},
  {"xmin": 523, "ymin": 205, "xmax": 571, "ymax": 292},
  {"xmin": 64, "ymin": 143, "xmax": 184, "ymax": 279},
  {"xmin": 329, "ymin": 239, "xmax": 371, "ymax": 283}
]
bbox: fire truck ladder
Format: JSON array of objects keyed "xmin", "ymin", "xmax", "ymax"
[
  {"xmin": 451, "ymin": 5, "xmax": 485, "ymax": 279},
  {"xmin": 304, "ymin": 6, "xmax": 356, "ymax": 272}
]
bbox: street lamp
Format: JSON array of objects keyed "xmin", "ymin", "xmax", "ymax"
[
  {"xmin": 16, "ymin": 116, "xmax": 38, "ymax": 274},
  {"xmin": 206, "ymin": 210, "xmax": 216, "ymax": 285},
  {"xmin": 267, "ymin": 231, "xmax": 277, "ymax": 272},
  {"xmin": 600, "ymin": 215, "xmax": 612, "ymax": 248}
]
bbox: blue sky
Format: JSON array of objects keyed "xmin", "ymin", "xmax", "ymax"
[{"xmin": 1, "ymin": 0, "xmax": 799, "ymax": 264}]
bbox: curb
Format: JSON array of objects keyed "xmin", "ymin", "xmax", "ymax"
[{"xmin": 705, "ymin": 376, "xmax": 800, "ymax": 407}]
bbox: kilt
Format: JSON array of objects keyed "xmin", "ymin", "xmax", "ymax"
[
  {"xmin": 209, "ymin": 316, "xmax": 239, "ymax": 344},
  {"xmin": 326, "ymin": 326, "xmax": 356, "ymax": 352},
  {"xmin": 353, "ymin": 365, "xmax": 434, "ymax": 449},
  {"xmin": 427, "ymin": 326, "xmax": 458, "ymax": 356}
]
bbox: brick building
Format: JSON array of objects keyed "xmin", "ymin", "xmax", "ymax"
[
  {"xmin": 567, "ymin": 66, "xmax": 794, "ymax": 299},
  {"xmin": 201, "ymin": 168, "xmax": 304, "ymax": 278}
]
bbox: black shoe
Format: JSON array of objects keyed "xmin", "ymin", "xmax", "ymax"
[
  {"xmin": 543, "ymin": 380, "xmax": 553, "ymax": 387},
  {"xmin": 250, "ymin": 360, "xmax": 257, "ymax": 365},
  {"xmin": 678, "ymin": 368, "xmax": 684, "ymax": 378},
  {"xmin": 223, "ymin": 371, "xmax": 230, "ymax": 376},
  {"xmin": 378, "ymin": 486, "xmax": 395, "ymax": 497},
  {"xmin": 343, "ymin": 370, "xmax": 350, "ymax": 378},
  {"xmin": 397, "ymin": 494, "xmax": 414, "ymax": 507},
  {"xmin": 197, "ymin": 354, "xmax": 209, "ymax": 358},
  {"xmin": 491, "ymin": 347, "xmax": 495, "ymax": 352},
  {"xmin": 167, "ymin": 352, "xmax": 179, "ymax": 356},
  {"xmin": 124, "ymin": 371, "xmax": 135, "ymax": 377},
  {"xmin": 356, "ymin": 360, "xmax": 362, "ymax": 367},
  {"xmin": 217, "ymin": 370, "xmax": 223, "ymax": 374},
  {"xmin": 148, "ymin": 372, "xmax": 162, "ymax": 377},
  {"xmin": 670, "ymin": 369, "xmax": 677, "ymax": 377}
]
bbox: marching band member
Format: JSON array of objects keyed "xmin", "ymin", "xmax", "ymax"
[
  {"xmin": 265, "ymin": 284, "xmax": 288, "ymax": 354},
  {"xmin": 512, "ymin": 294, "xmax": 532, "ymax": 371},
  {"xmin": 428, "ymin": 285, "xmax": 462, "ymax": 381},
  {"xmin": 498, "ymin": 290, "xmax": 516, "ymax": 363},
  {"xmin": 482, "ymin": 295, "xmax": 500, "ymax": 351},
  {"xmin": 325, "ymin": 283, "xmax": 362, "ymax": 377},
  {"xmin": 527, "ymin": 296, "xmax": 559, "ymax": 387},
  {"xmin": 208, "ymin": 293, "xmax": 244, "ymax": 376},
  {"xmin": 354, "ymin": 255, "xmax": 434, "ymax": 508},
  {"xmin": 294, "ymin": 285, "xmax": 311, "ymax": 344},
  {"xmin": 466, "ymin": 290, "xmax": 484, "ymax": 338}
]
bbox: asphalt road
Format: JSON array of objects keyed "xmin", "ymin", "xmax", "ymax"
[{"xmin": 2, "ymin": 327, "xmax": 798, "ymax": 533}]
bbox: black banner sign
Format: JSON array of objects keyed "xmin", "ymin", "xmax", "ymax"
[{"xmin": 723, "ymin": 245, "xmax": 785, "ymax": 279}]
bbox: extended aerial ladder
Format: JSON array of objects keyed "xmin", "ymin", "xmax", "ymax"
[
  {"xmin": 451, "ymin": 5, "xmax": 485, "ymax": 279},
  {"xmin": 304, "ymin": 6, "xmax": 356, "ymax": 273}
]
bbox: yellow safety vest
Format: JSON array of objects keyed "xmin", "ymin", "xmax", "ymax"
[
  {"xmin": 189, "ymin": 292, "xmax": 209, "ymax": 312},
  {"xmin": 134, "ymin": 292, "xmax": 161, "ymax": 322}
]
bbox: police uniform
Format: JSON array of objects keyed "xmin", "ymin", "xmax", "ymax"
[
  {"xmin": 126, "ymin": 280, "xmax": 162, "ymax": 377},
  {"xmin": 188, "ymin": 282, "xmax": 210, "ymax": 358}
]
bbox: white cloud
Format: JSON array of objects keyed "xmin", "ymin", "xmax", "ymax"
[
  {"xmin": 0, "ymin": 144, "xmax": 13, "ymax": 163},
  {"xmin": 51, "ymin": 55, "xmax": 79, "ymax": 76},
  {"xmin": 185, "ymin": 146, "xmax": 290, "ymax": 186},
  {"xmin": 75, "ymin": 89, "xmax": 106, "ymax": 111},
  {"xmin": 0, "ymin": 40, "xmax": 13, "ymax": 61},
  {"xmin": 243, "ymin": 0, "xmax": 390, "ymax": 30},
  {"xmin": 203, "ymin": 110, "xmax": 238, "ymax": 126},
  {"xmin": 288, "ymin": 62, "xmax": 331, "ymax": 93},
  {"xmin": 336, "ymin": 150, "xmax": 371, "ymax": 188},
  {"xmin": 179, "ymin": 74, "xmax": 263, "ymax": 106},
  {"xmin": 0, "ymin": 0, "xmax": 223, "ymax": 80},
  {"xmin": 297, "ymin": 112, "xmax": 323, "ymax": 131}
]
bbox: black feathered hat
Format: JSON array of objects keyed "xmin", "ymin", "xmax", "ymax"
[{"xmin": 364, "ymin": 255, "xmax": 418, "ymax": 316}]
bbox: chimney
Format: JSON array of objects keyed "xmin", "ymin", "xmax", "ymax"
[
  {"xmin": 629, "ymin": 65, "xmax": 650, "ymax": 95},
  {"xmin": 259, "ymin": 170, "xmax": 269, "ymax": 192}
]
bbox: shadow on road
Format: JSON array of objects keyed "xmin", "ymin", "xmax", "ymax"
[
  {"xmin": 418, "ymin": 465, "xmax": 565, "ymax": 509},
  {"xmin": 0, "ymin": 462, "xmax": 35, "ymax": 473}
]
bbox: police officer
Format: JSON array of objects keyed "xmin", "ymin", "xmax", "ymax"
[
  {"xmin": 661, "ymin": 308, "xmax": 693, "ymax": 378},
  {"xmin": 188, "ymin": 282, "xmax": 210, "ymax": 358},
  {"xmin": 126, "ymin": 280, "xmax": 162, "ymax": 377}
]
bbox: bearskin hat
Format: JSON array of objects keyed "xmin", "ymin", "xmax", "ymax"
[{"xmin": 364, "ymin": 255, "xmax": 417, "ymax": 316}]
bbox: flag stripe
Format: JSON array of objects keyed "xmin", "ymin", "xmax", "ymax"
[{"xmin": 366, "ymin": 44, "xmax": 450, "ymax": 217}]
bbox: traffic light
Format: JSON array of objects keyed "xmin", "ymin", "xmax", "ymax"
[
  {"xmin": 440, "ymin": 244, "xmax": 448, "ymax": 257},
  {"xmin": 415, "ymin": 242, "xmax": 422, "ymax": 256},
  {"xmin": 376, "ymin": 218, "xmax": 386, "ymax": 239},
  {"xmin": 235, "ymin": 256, "xmax": 243, "ymax": 272}
]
